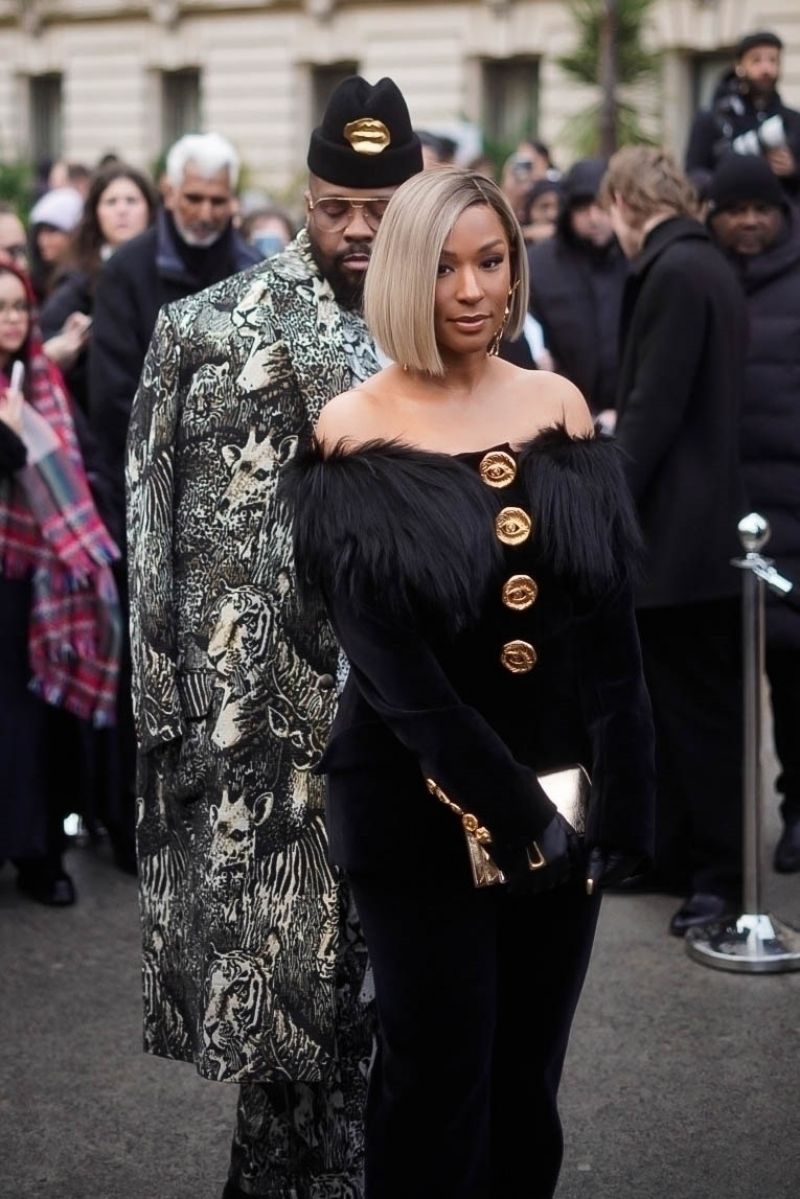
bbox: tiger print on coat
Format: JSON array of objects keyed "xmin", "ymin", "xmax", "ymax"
[{"xmin": 126, "ymin": 231, "xmax": 378, "ymax": 1190}]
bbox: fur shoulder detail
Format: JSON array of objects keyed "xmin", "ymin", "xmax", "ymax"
[
  {"xmin": 283, "ymin": 438, "xmax": 503, "ymax": 630},
  {"xmin": 518, "ymin": 426, "xmax": 643, "ymax": 597}
]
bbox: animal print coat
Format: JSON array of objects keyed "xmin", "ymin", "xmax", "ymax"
[{"xmin": 126, "ymin": 230, "xmax": 379, "ymax": 1085}]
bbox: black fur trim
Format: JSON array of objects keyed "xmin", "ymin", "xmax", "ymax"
[
  {"xmin": 518, "ymin": 426, "xmax": 643, "ymax": 596},
  {"xmin": 283, "ymin": 437, "xmax": 504, "ymax": 631},
  {"xmin": 282, "ymin": 427, "xmax": 643, "ymax": 629}
]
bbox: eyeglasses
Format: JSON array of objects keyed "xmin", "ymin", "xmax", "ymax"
[
  {"xmin": 0, "ymin": 245, "xmax": 28, "ymax": 264},
  {"xmin": 307, "ymin": 195, "xmax": 391, "ymax": 232},
  {"xmin": 0, "ymin": 300, "xmax": 29, "ymax": 317}
]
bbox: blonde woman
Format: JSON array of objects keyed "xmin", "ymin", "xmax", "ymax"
[{"xmin": 287, "ymin": 168, "xmax": 655, "ymax": 1199}]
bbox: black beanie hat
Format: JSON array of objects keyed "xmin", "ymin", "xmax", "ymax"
[
  {"xmin": 708, "ymin": 154, "xmax": 786, "ymax": 215},
  {"xmin": 736, "ymin": 30, "xmax": 783, "ymax": 59},
  {"xmin": 307, "ymin": 76, "xmax": 423, "ymax": 188}
]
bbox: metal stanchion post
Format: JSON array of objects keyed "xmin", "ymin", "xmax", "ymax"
[{"xmin": 686, "ymin": 514, "xmax": 800, "ymax": 972}]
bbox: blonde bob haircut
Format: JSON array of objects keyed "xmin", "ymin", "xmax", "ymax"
[{"xmin": 364, "ymin": 167, "xmax": 529, "ymax": 376}]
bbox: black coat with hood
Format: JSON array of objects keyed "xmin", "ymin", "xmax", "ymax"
[
  {"xmin": 528, "ymin": 160, "xmax": 628, "ymax": 414},
  {"xmin": 717, "ymin": 208, "xmax": 800, "ymax": 647},
  {"xmin": 615, "ymin": 216, "xmax": 748, "ymax": 610},
  {"xmin": 686, "ymin": 71, "xmax": 800, "ymax": 200}
]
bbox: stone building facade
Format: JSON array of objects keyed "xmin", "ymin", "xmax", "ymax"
[{"xmin": 1, "ymin": 0, "xmax": 799, "ymax": 193}]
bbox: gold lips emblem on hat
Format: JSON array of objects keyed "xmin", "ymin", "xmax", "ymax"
[{"xmin": 344, "ymin": 118, "xmax": 392, "ymax": 155}]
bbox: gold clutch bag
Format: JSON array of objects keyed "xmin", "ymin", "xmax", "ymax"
[{"xmin": 425, "ymin": 765, "xmax": 590, "ymax": 889}]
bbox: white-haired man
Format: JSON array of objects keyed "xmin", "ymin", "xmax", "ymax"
[
  {"xmin": 88, "ymin": 132, "xmax": 259, "ymax": 876},
  {"xmin": 90, "ymin": 131, "xmax": 259, "ymax": 531}
]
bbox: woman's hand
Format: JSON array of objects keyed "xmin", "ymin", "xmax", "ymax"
[
  {"xmin": 0, "ymin": 385, "xmax": 23, "ymax": 435},
  {"xmin": 43, "ymin": 311, "xmax": 92, "ymax": 370},
  {"xmin": 585, "ymin": 846, "xmax": 648, "ymax": 894},
  {"xmin": 494, "ymin": 812, "xmax": 581, "ymax": 895}
]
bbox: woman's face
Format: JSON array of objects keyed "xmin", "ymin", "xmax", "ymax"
[
  {"xmin": 36, "ymin": 225, "xmax": 70, "ymax": 264},
  {"xmin": 434, "ymin": 203, "xmax": 512, "ymax": 360},
  {"xmin": 526, "ymin": 191, "xmax": 560, "ymax": 227},
  {"xmin": 0, "ymin": 272, "xmax": 30, "ymax": 360},
  {"xmin": 96, "ymin": 176, "xmax": 150, "ymax": 247}
]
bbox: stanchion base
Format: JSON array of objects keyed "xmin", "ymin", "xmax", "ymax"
[{"xmin": 686, "ymin": 912, "xmax": 800, "ymax": 973}]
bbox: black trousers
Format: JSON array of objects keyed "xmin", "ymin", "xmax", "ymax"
[
  {"xmin": 348, "ymin": 870, "xmax": 600, "ymax": 1199},
  {"xmin": 766, "ymin": 645, "xmax": 800, "ymax": 826},
  {"xmin": 636, "ymin": 598, "xmax": 743, "ymax": 900}
]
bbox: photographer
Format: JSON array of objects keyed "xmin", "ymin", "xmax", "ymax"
[{"xmin": 686, "ymin": 30, "xmax": 800, "ymax": 201}]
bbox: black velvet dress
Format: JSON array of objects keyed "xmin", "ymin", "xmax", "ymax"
[{"xmin": 287, "ymin": 425, "xmax": 655, "ymax": 1199}]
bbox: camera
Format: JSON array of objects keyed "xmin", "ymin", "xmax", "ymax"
[{"xmin": 732, "ymin": 114, "xmax": 786, "ymax": 156}]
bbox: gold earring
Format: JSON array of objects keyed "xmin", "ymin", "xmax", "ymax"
[{"xmin": 488, "ymin": 283, "xmax": 517, "ymax": 357}]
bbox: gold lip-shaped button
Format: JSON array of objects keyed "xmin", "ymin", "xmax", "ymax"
[
  {"xmin": 500, "ymin": 640, "xmax": 537, "ymax": 673},
  {"xmin": 502, "ymin": 574, "xmax": 539, "ymax": 610},
  {"xmin": 495, "ymin": 506, "xmax": 532, "ymax": 546},
  {"xmin": 479, "ymin": 450, "xmax": 517, "ymax": 488}
]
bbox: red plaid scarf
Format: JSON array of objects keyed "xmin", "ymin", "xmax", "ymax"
[{"xmin": 0, "ymin": 267, "xmax": 121, "ymax": 726}]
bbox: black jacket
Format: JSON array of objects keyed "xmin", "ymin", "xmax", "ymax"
[
  {"xmin": 287, "ymin": 428, "xmax": 655, "ymax": 880},
  {"xmin": 615, "ymin": 217, "xmax": 747, "ymax": 609},
  {"xmin": 88, "ymin": 210, "xmax": 260, "ymax": 537},
  {"xmin": 686, "ymin": 77, "xmax": 800, "ymax": 199},
  {"xmin": 528, "ymin": 234, "xmax": 628, "ymax": 413},
  {"xmin": 718, "ymin": 211, "xmax": 800, "ymax": 646}
]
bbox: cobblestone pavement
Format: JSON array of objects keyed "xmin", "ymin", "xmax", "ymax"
[{"xmin": 1, "ymin": 796, "xmax": 798, "ymax": 1199}]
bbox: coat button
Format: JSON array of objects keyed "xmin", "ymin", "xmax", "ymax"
[
  {"xmin": 502, "ymin": 574, "xmax": 539, "ymax": 610},
  {"xmin": 317, "ymin": 674, "xmax": 335, "ymax": 691},
  {"xmin": 500, "ymin": 640, "xmax": 537, "ymax": 673},
  {"xmin": 495, "ymin": 506, "xmax": 532, "ymax": 546},
  {"xmin": 478, "ymin": 450, "xmax": 517, "ymax": 488}
]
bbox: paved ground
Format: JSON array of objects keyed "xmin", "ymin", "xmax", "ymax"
[{"xmin": 1, "ymin": 798, "xmax": 798, "ymax": 1199}]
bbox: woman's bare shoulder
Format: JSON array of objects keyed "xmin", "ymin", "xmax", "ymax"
[
  {"xmin": 315, "ymin": 372, "xmax": 394, "ymax": 451},
  {"xmin": 523, "ymin": 369, "xmax": 595, "ymax": 438}
]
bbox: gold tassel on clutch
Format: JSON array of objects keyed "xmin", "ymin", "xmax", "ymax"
[{"xmin": 425, "ymin": 766, "xmax": 590, "ymax": 890}]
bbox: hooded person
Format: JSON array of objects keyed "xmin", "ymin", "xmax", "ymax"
[
  {"xmin": 528, "ymin": 159, "xmax": 628, "ymax": 419},
  {"xmin": 125, "ymin": 77, "xmax": 423, "ymax": 1198},
  {"xmin": 707, "ymin": 153, "xmax": 800, "ymax": 874}
]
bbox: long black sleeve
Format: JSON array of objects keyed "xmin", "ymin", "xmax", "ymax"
[
  {"xmin": 577, "ymin": 581, "xmax": 655, "ymax": 860},
  {"xmin": 326, "ymin": 594, "xmax": 557, "ymax": 850}
]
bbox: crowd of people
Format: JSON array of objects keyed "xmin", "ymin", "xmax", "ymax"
[{"xmin": 1, "ymin": 23, "xmax": 800, "ymax": 1199}]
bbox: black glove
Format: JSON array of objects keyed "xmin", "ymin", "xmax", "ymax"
[
  {"xmin": 585, "ymin": 846, "xmax": 648, "ymax": 894},
  {"xmin": 493, "ymin": 812, "xmax": 581, "ymax": 896}
]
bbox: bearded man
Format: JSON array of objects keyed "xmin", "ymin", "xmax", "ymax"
[
  {"xmin": 126, "ymin": 78, "xmax": 422, "ymax": 1198},
  {"xmin": 686, "ymin": 30, "xmax": 800, "ymax": 201}
]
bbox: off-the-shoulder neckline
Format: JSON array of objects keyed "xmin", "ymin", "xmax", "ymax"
[{"xmin": 317, "ymin": 423, "xmax": 594, "ymax": 463}]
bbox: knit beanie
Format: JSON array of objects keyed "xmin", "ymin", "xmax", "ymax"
[
  {"xmin": 707, "ymin": 154, "xmax": 787, "ymax": 215},
  {"xmin": 736, "ymin": 30, "xmax": 783, "ymax": 59},
  {"xmin": 308, "ymin": 76, "xmax": 423, "ymax": 188}
]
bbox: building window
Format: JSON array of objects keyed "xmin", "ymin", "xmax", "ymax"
[
  {"xmin": 311, "ymin": 63, "xmax": 359, "ymax": 125},
  {"xmin": 482, "ymin": 58, "xmax": 539, "ymax": 151},
  {"xmin": 161, "ymin": 68, "xmax": 202, "ymax": 147},
  {"xmin": 691, "ymin": 50, "xmax": 734, "ymax": 112},
  {"xmin": 29, "ymin": 74, "xmax": 63, "ymax": 163}
]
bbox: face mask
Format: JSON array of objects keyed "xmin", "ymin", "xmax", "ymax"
[{"xmin": 253, "ymin": 233, "xmax": 287, "ymax": 259}]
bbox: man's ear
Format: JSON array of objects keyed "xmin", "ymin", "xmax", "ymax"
[{"xmin": 163, "ymin": 181, "xmax": 176, "ymax": 212}]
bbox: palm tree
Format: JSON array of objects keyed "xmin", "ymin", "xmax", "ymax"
[{"xmin": 558, "ymin": 0, "xmax": 660, "ymax": 157}]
